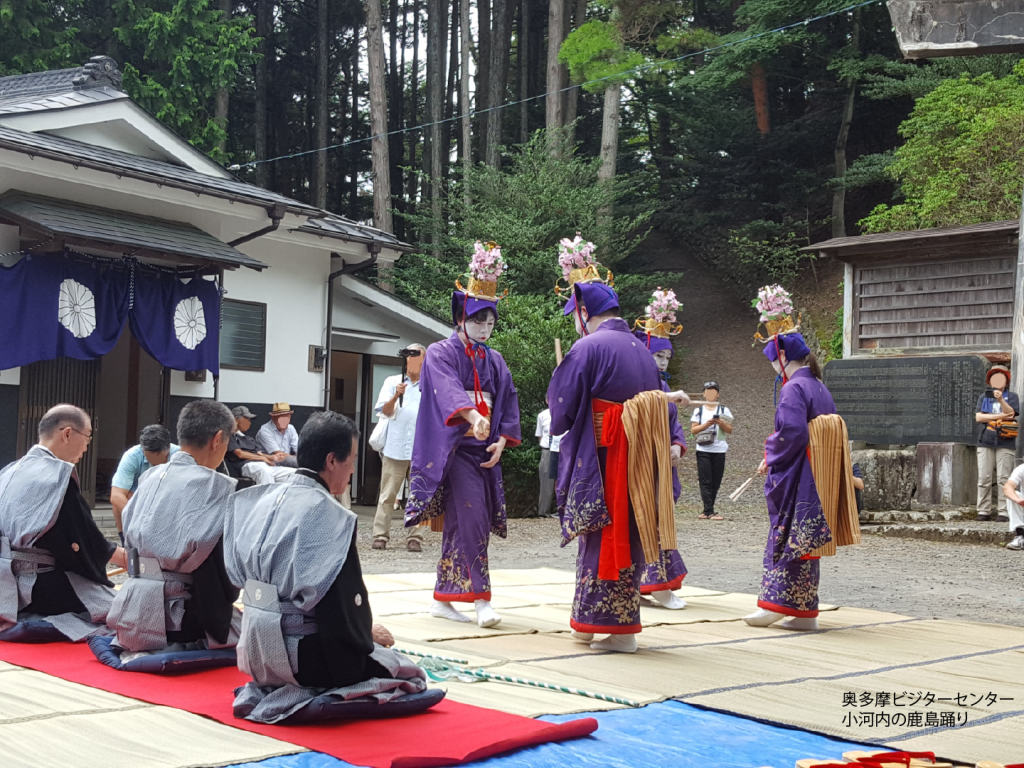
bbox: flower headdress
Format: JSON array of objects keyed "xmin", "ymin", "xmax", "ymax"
[
  {"xmin": 455, "ymin": 241, "xmax": 508, "ymax": 301},
  {"xmin": 634, "ymin": 287, "xmax": 683, "ymax": 338},
  {"xmin": 752, "ymin": 284, "xmax": 800, "ymax": 342},
  {"xmin": 554, "ymin": 233, "xmax": 613, "ymax": 299}
]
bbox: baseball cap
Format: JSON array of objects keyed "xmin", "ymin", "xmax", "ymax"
[
  {"xmin": 231, "ymin": 405, "xmax": 256, "ymax": 419},
  {"xmin": 703, "ymin": 381, "xmax": 720, "ymax": 391}
]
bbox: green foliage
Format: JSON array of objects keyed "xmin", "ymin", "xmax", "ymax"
[
  {"xmin": 559, "ymin": 20, "xmax": 646, "ymax": 93},
  {"xmin": 861, "ymin": 54, "xmax": 1021, "ymax": 101},
  {"xmin": 0, "ymin": 0, "xmax": 84, "ymax": 76},
  {"xmin": 400, "ymin": 129, "xmax": 655, "ymax": 297},
  {"xmin": 728, "ymin": 219, "xmax": 814, "ymax": 285},
  {"xmin": 839, "ymin": 151, "xmax": 894, "ymax": 190},
  {"xmin": 861, "ymin": 62, "xmax": 1024, "ymax": 233},
  {"xmin": 113, "ymin": 0, "xmax": 258, "ymax": 162},
  {"xmin": 827, "ymin": 306, "xmax": 843, "ymax": 362}
]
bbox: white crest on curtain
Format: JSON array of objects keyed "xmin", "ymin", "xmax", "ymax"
[
  {"xmin": 174, "ymin": 296, "xmax": 207, "ymax": 350},
  {"xmin": 57, "ymin": 279, "xmax": 97, "ymax": 338}
]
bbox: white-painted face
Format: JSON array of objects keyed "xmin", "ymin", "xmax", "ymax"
[
  {"xmin": 573, "ymin": 307, "xmax": 589, "ymax": 337},
  {"xmin": 652, "ymin": 349, "xmax": 672, "ymax": 372},
  {"xmin": 464, "ymin": 312, "xmax": 496, "ymax": 344}
]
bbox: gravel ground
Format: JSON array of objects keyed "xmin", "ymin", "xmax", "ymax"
[{"xmin": 358, "ymin": 240, "xmax": 1024, "ymax": 629}]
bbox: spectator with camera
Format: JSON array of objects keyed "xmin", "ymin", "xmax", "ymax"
[
  {"xmin": 976, "ymin": 365, "xmax": 1019, "ymax": 522},
  {"xmin": 691, "ymin": 381, "xmax": 734, "ymax": 520},
  {"xmin": 371, "ymin": 344, "xmax": 427, "ymax": 551}
]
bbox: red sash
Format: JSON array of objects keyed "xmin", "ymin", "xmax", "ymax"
[{"xmin": 593, "ymin": 399, "xmax": 631, "ymax": 580}]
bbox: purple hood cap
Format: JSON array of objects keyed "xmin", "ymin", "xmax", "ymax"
[
  {"xmin": 763, "ymin": 332, "xmax": 810, "ymax": 362},
  {"xmin": 563, "ymin": 281, "xmax": 619, "ymax": 317},
  {"xmin": 634, "ymin": 329, "xmax": 673, "ymax": 355},
  {"xmin": 452, "ymin": 291, "xmax": 499, "ymax": 325}
]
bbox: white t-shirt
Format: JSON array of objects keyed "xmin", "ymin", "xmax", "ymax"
[
  {"xmin": 691, "ymin": 404, "xmax": 733, "ymax": 453},
  {"xmin": 535, "ymin": 409, "xmax": 562, "ymax": 452},
  {"xmin": 374, "ymin": 375, "xmax": 421, "ymax": 461},
  {"xmin": 1008, "ymin": 463, "xmax": 1024, "ymax": 494}
]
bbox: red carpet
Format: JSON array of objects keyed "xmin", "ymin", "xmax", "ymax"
[{"xmin": 0, "ymin": 641, "xmax": 597, "ymax": 768}]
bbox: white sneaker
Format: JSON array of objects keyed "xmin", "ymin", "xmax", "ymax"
[
  {"xmin": 1007, "ymin": 534, "xmax": 1024, "ymax": 551},
  {"xmin": 474, "ymin": 599, "xmax": 502, "ymax": 628},
  {"xmin": 743, "ymin": 608, "xmax": 785, "ymax": 627},
  {"xmin": 778, "ymin": 616, "xmax": 818, "ymax": 631},
  {"xmin": 651, "ymin": 590, "xmax": 687, "ymax": 610},
  {"xmin": 430, "ymin": 600, "xmax": 472, "ymax": 623}
]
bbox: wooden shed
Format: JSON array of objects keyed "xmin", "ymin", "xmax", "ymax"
[{"xmin": 804, "ymin": 220, "xmax": 1019, "ymax": 359}]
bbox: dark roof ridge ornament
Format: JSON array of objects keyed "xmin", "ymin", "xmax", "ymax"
[{"xmin": 72, "ymin": 56, "xmax": 123, "ymax": 91}]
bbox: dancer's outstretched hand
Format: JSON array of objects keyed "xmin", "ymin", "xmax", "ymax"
[
  {"xmin": 666, "ymin": 390, "xmax": 691, "ymax": 408},
  {"xmin": 757, "ymin": 457, "xmax": 768, "ymax": 476},
  {"xmin": 481, "ymin": 436, "xmax": 507, "ymax": 468}
]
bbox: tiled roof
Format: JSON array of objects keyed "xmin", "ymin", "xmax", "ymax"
[
  {"xmin": 0, "ymin": 85, "xmax": 126, "ymax": 113},
  {"xmin": 0, "ymin": 57, "xmax": 415, "ymax": 252},
  {"xmin": 803, "ymin": 220, "xmax": 1019, "ymax": 253},
  {"xmin": 0, "ymin": 56, "xmax": 125, "ymax": 111},
  {"xmin": 296, "ymin": 216, "xmax": 413, "ymax": 252},
  {"xmin": 0, "ymin": 191, "xmax": 267, "ymax": 270},
  {"xmin": 0, "ymin": 124, "xmax": 322, "ymax": 216}
]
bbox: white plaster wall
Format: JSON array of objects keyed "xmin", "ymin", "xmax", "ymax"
[{"xmin": 216, "ymin": 239, "xmax": 331, "ymax": 407}]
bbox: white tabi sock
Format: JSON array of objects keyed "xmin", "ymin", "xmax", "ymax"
[
  {"xmin": 743, "ymin": 608, "xmax": 786, "ymax": 627},
  {"xmin": 430, "ymin": 600, "xmax": 472, "ymax": 623},
  {"xmin": 571, "ymin": 630, "xmax": 594, "ymax": 643},
  {"xmin": 651, "ymin": 590, "xmax": 687, "ymax": 610},
  {"xmin": 590, "ymin": 634, "xmax": 638, "ymax": 653},
  {"xmin": 778, "ymin": 616, "xmax": 818, "ymax": 631},
  {"xmin": 638, "ymin": 595, "xmax": 656, "ymax": 607},
  {"xmin": 474, "ymin": 599, "xmax": 502, "ymax": 628}
]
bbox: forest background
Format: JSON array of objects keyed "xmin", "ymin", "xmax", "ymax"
[{"xmin": 5, "ymin": 0, "xmax": 1024, "ymax": 509}]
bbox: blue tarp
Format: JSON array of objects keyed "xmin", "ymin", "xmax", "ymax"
[{"xmin": 228, "ymin": 700, "xmax": 877, "ymax": 768}]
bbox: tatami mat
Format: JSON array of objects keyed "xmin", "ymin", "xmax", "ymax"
[
  {"xmin": 0, "ymin": 666, "xmax": 300, "ymax": 768},
  {"xmin": 371, "ymin": 568, "xmax": 1024, "ymax": 764}
]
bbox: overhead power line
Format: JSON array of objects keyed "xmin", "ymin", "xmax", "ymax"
[{"xmin": 228, "ymin": 0, "xmax": 883, "ymax": 171}]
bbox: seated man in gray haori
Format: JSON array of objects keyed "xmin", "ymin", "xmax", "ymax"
[
  {"xmin": 0, "ymin": 404, "xmax": 126, "ymax": 641},
  {"xmin": 108, "ymin": 400, "xmax": 240, "ymax": 658},
  {"xmin": 225, "ymin": 411, "xmax": 429, "ymax": 724}
]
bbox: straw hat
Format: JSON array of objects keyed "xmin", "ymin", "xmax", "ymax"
[{"xmin": 269, "ymin": 402, "xmax": 294, "ymax": 416}]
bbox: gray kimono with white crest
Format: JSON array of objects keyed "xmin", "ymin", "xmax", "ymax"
[
  {"xmin": 108, "ymin": 451, "xmax": 239, "ymax": 652},
  {"xmin": 224, "ymin": 470, "xmax": 426, "ymax": 724}
]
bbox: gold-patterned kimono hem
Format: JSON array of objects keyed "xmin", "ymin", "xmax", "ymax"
[{"xmin": 807, "ymin": 413, "xmax": 862, "ymax": 557}]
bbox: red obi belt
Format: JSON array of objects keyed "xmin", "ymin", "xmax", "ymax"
[{"xmin": 593, "ymin": 398, "xmax": 631, "ymax": 580}]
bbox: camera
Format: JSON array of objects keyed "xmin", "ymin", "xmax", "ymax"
[{"xmin": 398, "ymin": 347, "xmax": 422, "ymax": 359}]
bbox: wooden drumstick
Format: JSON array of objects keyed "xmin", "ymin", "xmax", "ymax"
[
  {"xmin": 729, "ymin": 475, "xmax": 756, "ymax": 501},
  {"xmin": 554, "ymin": 338, "xmax": 563, "ymax": 365}
]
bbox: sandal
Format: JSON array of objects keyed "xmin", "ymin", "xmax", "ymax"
[
  {"xmin": 709, "ymin": 514, "xmax": 724, "ymax": 520},
  {"xmin": 697, "ymin": 514, "xmax": 711, "ymax": 520}
]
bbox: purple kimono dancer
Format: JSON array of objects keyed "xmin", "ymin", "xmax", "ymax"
[
  {"xmin": 406, "ymin": 309, "xmax": 521, "ymax": 607},
  {"xmin": 548, "ymin": 303, "xmax": 664, "ymax": 637},
  {"xmin": 758, "ymin": 349, "xmax": 836, "ymax": 619},
  {"xmin": 634, "ymin": 331, "xmax": 688, "ymax": 595}
]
